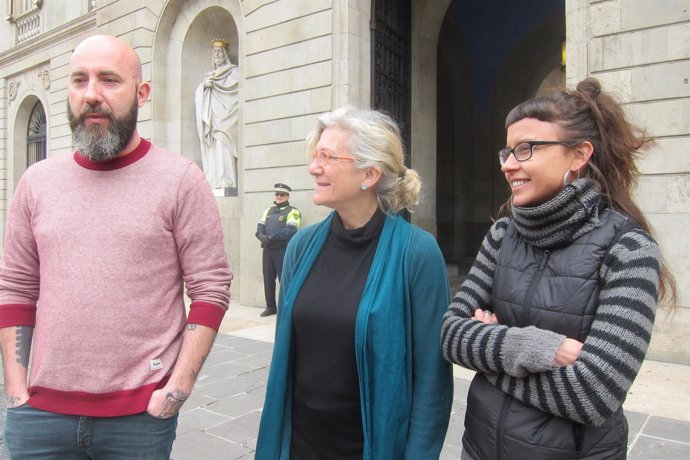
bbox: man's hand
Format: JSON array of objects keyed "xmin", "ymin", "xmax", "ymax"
[
  {"xmin": 145, "ymin": 322, "xmax": 216, "ymax": 418},
  {"xmin": 6, "ymin": 388, "xmax": 29, "ymax": 408},
  {"xmin": 147, "ymin": 386, "xmax": 190, "ymax": 419}
]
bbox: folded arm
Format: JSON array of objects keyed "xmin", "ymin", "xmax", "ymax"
[
  {"xmin": 441, "ymin": 218, "xmax": 565, "ymax": 377},
  {"xmin": 485, "ymin": 229, "xmax": 661, "ymax": 425}
]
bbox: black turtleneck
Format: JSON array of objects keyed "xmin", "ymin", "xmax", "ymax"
[{"xmin": 290, "ymin": 209, "xmax": 385, "ymax": 460}]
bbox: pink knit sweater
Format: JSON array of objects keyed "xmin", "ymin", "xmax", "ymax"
[{"xmin": 0, "ymin": 140, "xmax": 233, "ymax": 416}]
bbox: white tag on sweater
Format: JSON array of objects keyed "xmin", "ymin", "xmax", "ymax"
[{"xmin": 150, "ymin": 359, "xmax": 163, "ymax": 371}]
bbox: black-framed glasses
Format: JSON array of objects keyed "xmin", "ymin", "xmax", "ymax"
[
  {"xmin": 498, "ymin": 141, "xmax": 568, "ymax": 165},
  {"xmin": 275, "ymin": 192, "xmax": 288, "ymax": 197}
]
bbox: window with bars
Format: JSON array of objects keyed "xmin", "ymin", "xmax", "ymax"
[{"xmin": 27, "ymin": 101, "xmax": 47, "ymax": 166}]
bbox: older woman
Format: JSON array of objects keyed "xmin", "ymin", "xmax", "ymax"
[
  {"xmin": 441, "ymin": 78, "xmax": 677, "ymax": 459},
  {"xmin": 256, "ymin": 107, "xmax": 453, "ymax": 459}
]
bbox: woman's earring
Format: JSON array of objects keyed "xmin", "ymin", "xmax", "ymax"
[
  {"xmin": 563, "ymin": 170, "xmax": 575, "ymax": 186},
  {"xmin": 361, "ymin": 184, "xmax": 367, "ymax": 191}
]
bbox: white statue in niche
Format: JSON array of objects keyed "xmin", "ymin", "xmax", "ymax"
[{"xmin": 195, "ymin": 38, "xmax": 239, "ymax": 190}]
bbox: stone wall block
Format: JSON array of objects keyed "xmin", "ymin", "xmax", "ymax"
[
  {"xmin": 243, "ymin": 163, "xmax": 312, "ymax": 194},
  {"xmin": 638, "ymin": 138, "xmax": 690, "ymax": 175},
  {"xmin": 590, "ymin": 0, "xmax": 621, "ymax": 37},
  {"xmin": 632, "ymin": 61, "xmax": 690, "ymax": 101},
  {"xmin": 590, "ymin": 28, "xmax": 668, "ymax": 72},
  {"xmin": 628, "ymin": 99, "xmax": 690, "ymax": 138},
  {"xmin": 244, "ymin": 61, "xmax": 331, "ymax": 101},
  {"xmin": 49, "ymin": 133, "xmax": 74, "ymax": 152},
  {"xmin": 668, "ymin": 23, "xmax": 690, "ymax": 60},
  {"xmin": 622, "ymin": 0, "xmax": 690, "ymax": 32},
  {"xmin": 243, "ymin": 86, "xmax": 331, "ymax": 124},
  {"xmin": 244, "ymin": 35, "xmax": 332, "ymax": 77},
  {"xmin": 98, "ymin": 2, "xmax": 139, "ymax": 29},
  {"xmin": 244, "ymin": 140, "xmax": 307, "ymax": 169},
  {"xmin": 634, "ymin": 176, "xmax": 668, "ymax": 213},
  {"xmin": 244, "ymin": 114, "xmax": 314, "ymax": 147},
  {"xmin": 667, "ymin": 175, "xmax": 690, "ymax": 213},
  {"xmin": 134, "ymin": 7, "xmax": 158, "ymax": 32},
  {"xmin": 49, "ymin": 123, "xmax": 72, "ymax": 142},
  {"xmin": 648, "ymin": 307, "xmax": 690, "ymax": 365},
  {"xmin": 648, "ymin": 213, "xmax": 690, "ymax": 307},
  {"xmin": 242, "ymin": 0, "xmax": 275, "ymax": 17},
  {"xmin": 244, "ymin": 10, "xmax": 332, "ymax": 56},
  {"xmin": 244, "ymin": 0, "xmax": 330, "ymax": 32}
]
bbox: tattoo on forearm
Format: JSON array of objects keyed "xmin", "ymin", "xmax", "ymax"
[
  {"xmin": 7, "ymin": 394, "xmax": 23, "ymax": 408},
  {"xmin": 186, "ymin": 323, "xmax": 197, "ymax": 331},
  {"xmin": 155, "ymin": 388, "xmax": 190, "ymax": 418},
  {"xmin": 15, "ymin": 326, "xmax": 33, "ymax": 368}
]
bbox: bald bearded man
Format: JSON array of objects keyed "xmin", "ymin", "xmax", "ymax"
[{"xmin": 0, "ymin": 35, "xmax": 233, "ymax": 459}]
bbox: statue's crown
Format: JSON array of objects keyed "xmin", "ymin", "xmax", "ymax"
[{"xmin": 211, "ymin": 38, "xmax": 229, "ymax": 48}]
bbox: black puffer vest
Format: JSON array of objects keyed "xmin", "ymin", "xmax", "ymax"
[{"xmin": 463, "ymin": 208, "xmax": 635, "ymax": 460}]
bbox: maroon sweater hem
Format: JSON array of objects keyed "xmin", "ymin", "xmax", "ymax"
[{"xmin": 28, "ymin": 374, "xmax": 171, "ymax": 417}]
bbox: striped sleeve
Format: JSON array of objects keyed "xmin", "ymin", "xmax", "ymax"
[
  {"xmin": 486, "ymin": 228, "xmax": 661, "ymax": 425},
  {"xmin": 441, "ymin": 218, "xmax": 507, "ymax": 372}
]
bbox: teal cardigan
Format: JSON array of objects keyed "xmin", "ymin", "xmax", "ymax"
[{"xmin": 256, "ymin": 212, "xmax": 453, "ymax": 459}]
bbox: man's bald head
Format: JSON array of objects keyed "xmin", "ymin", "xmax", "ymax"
[{"xmin": 71, "ymin": 35, "xmax": 143, "ymax": 84}]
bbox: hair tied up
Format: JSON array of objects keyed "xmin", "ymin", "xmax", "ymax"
[
  {"xmin": 399, "ymin": 168, "xmax": 407, "ymax": 180},
  {"xmin": 576, "ymin": 77, "xmax": 602, "ymax": 101}
]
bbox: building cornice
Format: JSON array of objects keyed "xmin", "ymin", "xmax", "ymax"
[{"xmin": 0, "ymin": 11, "xmax": 96, "ymax": 68}]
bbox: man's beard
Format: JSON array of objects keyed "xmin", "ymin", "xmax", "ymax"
[{"xmin": 67, "ymin": 98, "xmax": 138, "ymax": 162}]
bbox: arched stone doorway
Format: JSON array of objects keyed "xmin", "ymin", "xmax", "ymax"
[
  {"xmin": 11, "ymin": 95, "xmax": 48, "ymax": 189},
  {"xmin": 435, "ymin": 0, "xmax": 565, "ymax": 284},
  {"xmin": 152, "ymin": 0, "xmax": 241, "ymax": 167}
]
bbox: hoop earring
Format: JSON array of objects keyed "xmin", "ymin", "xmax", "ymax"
[
  {"xmin": 563, "ymin": 169, "xmax": 575, "ymax": 186},
  {"xmin": 361, "ymin": 184, "xmax": 367, "ymax": 191}
]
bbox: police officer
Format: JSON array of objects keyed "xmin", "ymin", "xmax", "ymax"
[{"xmin": 255, "ymin": 183, "xmax": 301, "ymax": 317}]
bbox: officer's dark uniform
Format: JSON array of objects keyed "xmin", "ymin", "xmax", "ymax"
[{"xmin": 255, "ymin": 183, "xmax": 301, "ymax": 317}]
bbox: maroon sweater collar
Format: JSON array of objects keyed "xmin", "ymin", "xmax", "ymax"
[{"xmin": 73, "ymin": 139, "xmax": 151, "ymax": 171}]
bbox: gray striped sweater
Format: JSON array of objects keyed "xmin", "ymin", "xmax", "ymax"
[{"xmin": 441, "ymin": 179, "xmax": 661, "ymax": 426}]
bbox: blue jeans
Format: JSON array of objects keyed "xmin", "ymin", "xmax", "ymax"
[{"xmin": 4, "ymin": 403, "xmax": 178, "ymax": 459}]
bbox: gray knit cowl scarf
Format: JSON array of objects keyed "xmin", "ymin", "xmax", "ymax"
[{"xmin": 510, "ymin": 178, "xmax": 602, "ymax": 249}]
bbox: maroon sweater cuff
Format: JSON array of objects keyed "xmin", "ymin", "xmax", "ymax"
[
  {"xmin": 0, "ymin": 304, "xmax": 37, "ymax": 327},
  {"xmin": 187, "ymin": 301, "xmax": 226, "ymax": 331}
]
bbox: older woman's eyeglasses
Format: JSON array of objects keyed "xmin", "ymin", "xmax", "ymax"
[
  {"xmin": 498, "ymin": 141, "xmax": 567, "ymax": 166},
  {"xmin": 313, "ymin": 150, "xmax": 355, "ymax": 166}
]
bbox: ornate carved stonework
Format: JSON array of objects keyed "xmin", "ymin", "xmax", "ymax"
[
  {"xmin": 16, "ymin": 13, "xmax": 40, "ymax": 42},
  {"xmin": 8, "ymin": 80, "xmax": 21, "ymax": 102},
  {"xmin": 38, "ymin": 69, "xmax": 50, "ymax": 89}
]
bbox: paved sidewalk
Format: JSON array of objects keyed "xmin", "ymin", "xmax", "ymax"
[
  {"xmin": 1, "ymin": 303, "xmax": 690, "ymax": 459},
  {"xmin": 176, "ymin": 304, "xmax": 690, "ymax": 459}
]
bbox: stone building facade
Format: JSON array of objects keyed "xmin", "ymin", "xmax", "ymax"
[{"xmin": 0, "ymin": 0, "xmax": 688, "ymax": 364}]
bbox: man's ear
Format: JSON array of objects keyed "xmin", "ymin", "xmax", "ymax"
[{"xmin": 137, "ymin": 81, "xmax": 151, "ymax": 107}]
